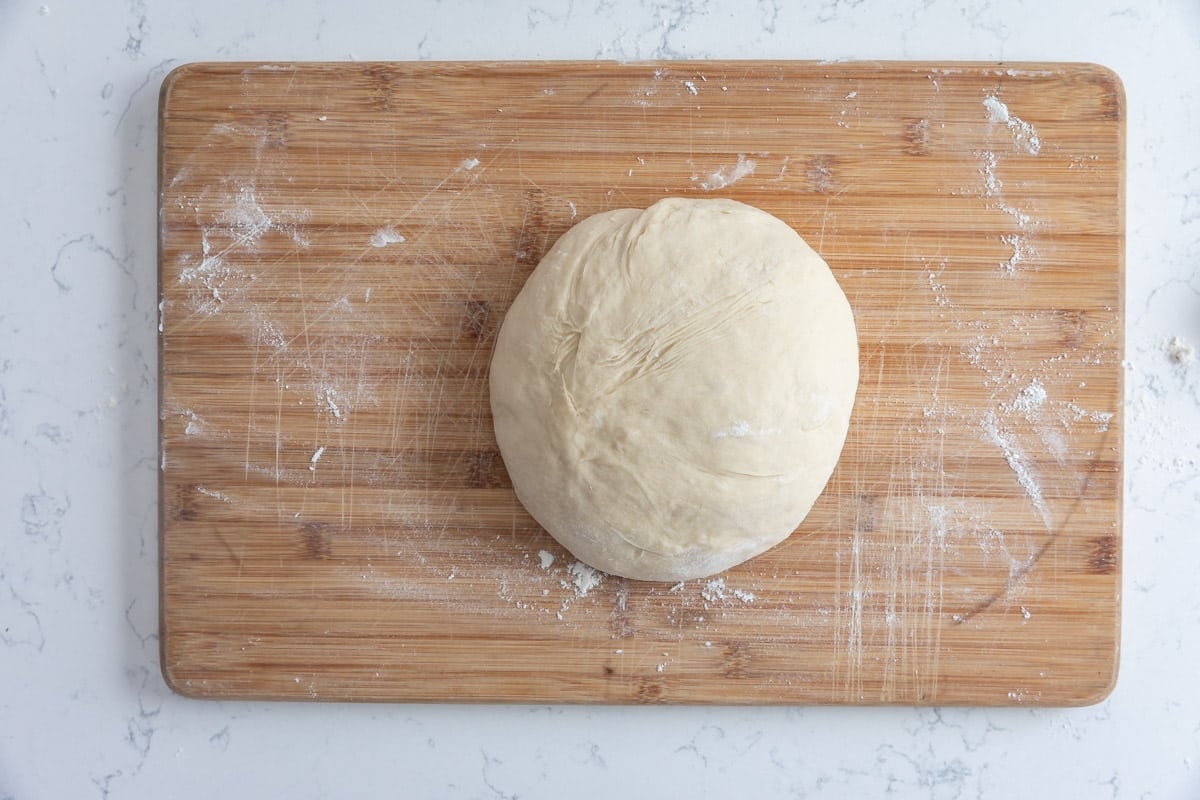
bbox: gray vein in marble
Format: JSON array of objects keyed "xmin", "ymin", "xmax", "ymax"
[
  {"xmin": 480, "ymin": 750, "xmax": 519, "ymax": 800},
  {"xmin": 2, "ymin": 583, "xmax": 46, "ymax": 652},
  {"xmin": 209, "ymin": 725, "xmax": 231, "ymax": 751},
  {"xmin": 757, "ymin": 0, "xmax": 780, "ymax": 33},
  {"xmin": 116, "ymin": 57, "xmax": 176, "ymax": 132}
]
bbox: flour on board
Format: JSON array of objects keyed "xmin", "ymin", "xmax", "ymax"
[
  {"xmin": 983, "ymin": 94, "xmax": 1041, "ymax": 155},
  {"xmin": 982, "ymin": 412, "xmax": 1050, "ymax": 529},
  {"xmin": 999, "ymin": 234, "xmax": 1033, "ymax": 273},
  {"xmin": 696, "ymin": 154, "xmax": 756, "ymax": 191},
  {"xmin": 368, "ymin": 226, "xmax": 406, "ymax": 247},
  {"xmin": 567, "ymin": 561, "xmax": 603, "ymax": 597}
]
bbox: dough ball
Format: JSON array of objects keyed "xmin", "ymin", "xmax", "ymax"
[{"xmin": 489, "ymin": 197, "xmax": 858, "ymax": 582}]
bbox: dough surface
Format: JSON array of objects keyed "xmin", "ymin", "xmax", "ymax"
[{"xmin": 489, "ymin": 197, "xmax": 858, "ymax": 581}]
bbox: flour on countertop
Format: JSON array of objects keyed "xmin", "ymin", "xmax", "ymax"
[
  {"xmin": 1163, "ymin": 335, "xmax": 1195, "ymax": 366},
  {"xmin": 537, "ymin": 550, "xmax": 555, "ymax": 570}
]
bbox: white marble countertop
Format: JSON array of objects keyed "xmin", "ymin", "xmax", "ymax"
[{"xmin": 4, "ymin": 1, "xmax": 1198, "ymax": 797}]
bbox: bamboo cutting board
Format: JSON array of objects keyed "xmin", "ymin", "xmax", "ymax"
[{"xmin": 158, "ymin": 61, "xmax": 1123, "ymax": 705}]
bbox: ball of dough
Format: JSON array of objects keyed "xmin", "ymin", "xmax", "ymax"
[{"xmin": 489, "ymin": 197, "xmax": 858, "ymax": 582}]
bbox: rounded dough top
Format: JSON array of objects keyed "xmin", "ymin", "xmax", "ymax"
[{"xmin": 489, "ymin": 197, "xmax": 858, "ymax": 581}]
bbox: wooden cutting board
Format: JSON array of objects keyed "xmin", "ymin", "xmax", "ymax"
[{"xmin": 158, "ymin": 61, "xmax": 1123, "ymax": 705}]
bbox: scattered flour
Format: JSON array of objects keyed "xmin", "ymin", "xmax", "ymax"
[
  {"xmin": 1009, "ymin": 378, "xmax": 1048, "ymax": 417},
  {"xmin": 459, "ymin": 157, "xmax": 480, "ymax": 171},
  {"xmin": 977, "ymin": 151, "xmax": 1032, "ymax": 227},
  {"xmin": 983, "ymin": 94, "xmax": 1041, "ymax": 155},
  {"xmin": 697, "ymin": 154, "xmax": 756, "ymax": 191},
  {"xmin": 982, "ymin": 412, "xmax": 1050, "ymax": 528},
  {"xmin": 537, "ymin": 550, "xmax": 555, "ymax": 570},
  {"xmin": 181, "ymin": 410, "xmax": 204, "ymax": 436},
  {"xmin": 567, "ymin": 561, "xmax": 603, "ymax": 597},
  {"xmin": 195, "ymin": 487, "xmax": 233, "ymax": 503},
  {"xmin": 979, "ymin": 151, "xmax": 1001, "ymax": 196},
  {"xmin": 999, "ymin": 234, "xmax": 1032, "ymax": 273},
  {"xmin": 321, "ymin": 387, "xmax": 343, "ymax": 419},
  {"xmin": 1163, "ymin": 335, "xmax": 1195, "ymax": 366},
  {"xmin": 369, "ymin": 226, "xmax": 406, "ymax": 247},
  {"xmin": 308, "ymin": 446, "xmax": 326, "ymax": 471},
  {"xmin": 927, "ymin": 267, "xmax": 949, "ymax": 306},
  {"xmin": 701, "ymin": 578, "xmax": 726, "ymax": 603},
  {"xmin": 700, "ymin": 577, "xmax": 756, "ymax": 604},
  {"xmin": 177, "ymin": 252, "xmax": 239, "ymax": 314},
  {"xmin": 732, "ymin": 588, "xmax": 756, "ymax": 603}
]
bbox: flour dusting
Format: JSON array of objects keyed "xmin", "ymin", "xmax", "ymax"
[
  {"xmin": 196, "ymin": 486, "xmax": 233, "ymax": 503},
  {"xmin": 701, "ymin": 578, "xmax": 726, "ymax": 603},
  {"xmin": 180, "ymin": 410, "xmax": 204, "ymax": 436},
  {"xmin": 369, "ymin": 226, "xmax": 406, "ymax": 248},
  {"xmin": 999, "ymin": 234, "xmax": 1033, "ymax": 273},
  {"xmin": 700, "ymin": 577, "xmax": 756, "ymax": 605},
  {"xmin": 308, "ymin": 446, "xmax": 326, "ymax": 471},
  {"xmin": 732, "ymin": 588, "xmax": 756, "ymax": 603},
  {"xmin": 982, "ymin": 412, "xmax": 1050, "ymax": 528},
  {"xmin": 1163, "ymin": 335, "xmax": 1195, "ymax": 366},
  {"xmin": 179, "ymin": 180, "xmax": 311, "ymax": 314},
  {"xmin": 321, "ymin": 387, "xmax": 343, "ymax": 419},
  {"xmin": 697, "ymin": 154, "xmax": 756, "ymax": 191},
  {"xmin": 537, "ymin": 550, "xmax": 555, "ymax": 570},
  {"xmin": 983, "ymin": 94, "xmax": 1041, "ymax": 155},
  {"xmin": 177, "ymin": 252, "xmax": 241, "ymax": 314},
  {"xmin": 1009, "ymin": 379, "xmax": 1047, "ymax": 416},
  {"xmin": 977, "ymin": 151, "xmax": 1032, "ymax": 227},
  {"xmin": 567, "ymin": 561, "xmax": 603, "ymax": 597}
]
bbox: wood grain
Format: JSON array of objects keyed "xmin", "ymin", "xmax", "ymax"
[{"xmin": 158, "ymin": 61, "xmax": 1123, "ymax": 705}]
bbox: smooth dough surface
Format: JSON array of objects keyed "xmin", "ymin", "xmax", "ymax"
[{"xmin": 489, "ymin": 197, "xmax": 858, "ymax": 581}]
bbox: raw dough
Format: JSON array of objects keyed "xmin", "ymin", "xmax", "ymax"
[{"xmin": 489, "ymin": 197, "xmax": 858, "ymax": 581}]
